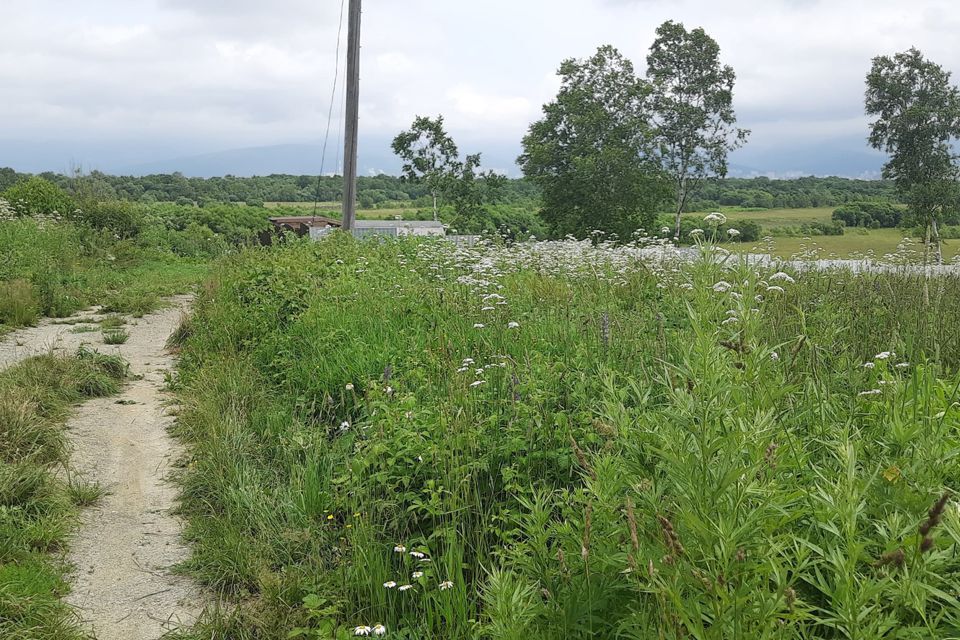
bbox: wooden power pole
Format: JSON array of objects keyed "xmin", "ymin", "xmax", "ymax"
[{"xmin": 341, "ymin": 0, "xmax": 361, "ymax": 231}]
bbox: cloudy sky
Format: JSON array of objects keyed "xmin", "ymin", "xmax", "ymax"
[{"xmin": 2, "ymin": 0, "xmax": 959, "ymax": 177}]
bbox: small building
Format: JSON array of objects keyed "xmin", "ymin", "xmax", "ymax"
[
  {"xmin": 309, "ymin": 219, "xmax": 446, "ymax": 241},
  {"xmin": 268, "ymin": 215, "xmax": 341, "ymax": 237}
]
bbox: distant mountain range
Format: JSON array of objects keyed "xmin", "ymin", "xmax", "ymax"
[{"xmin": 2, "ymin": 136, "xmax": 886, "ymax": 180}]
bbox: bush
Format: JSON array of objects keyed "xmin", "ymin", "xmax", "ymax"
[
  {"xmin": 832, "ymin": 201, "xmax": 904, "ymax": 228},
  {"xmin": 1, "ymin": 177, "xmax": 75, "ymax": 219},
  {"xmin": 76, "ymin": 201, "xmax": 144, "ymax": 238}
]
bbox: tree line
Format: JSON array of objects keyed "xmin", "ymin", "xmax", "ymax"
[{"xmin": 0, "ymin": 165, "xmax": 902, "ymax": 214}]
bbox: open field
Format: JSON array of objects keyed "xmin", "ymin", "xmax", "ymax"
[
  {"xmin": 168, "ymin": 235, "xmax": 960, "ymax": 639},
  {"xmin": 686, "ymin": 206, "xmax": 837, "ymax": 227},
  {"xmin": 267, "ymin": 200, "xmax": 423, "ymax": 220},
  {"xmin": 743, "ymin": 229, "xmax": 960, "ymax": 261}
]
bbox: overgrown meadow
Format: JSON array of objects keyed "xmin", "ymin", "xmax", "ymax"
[{"xmin": 168, "ymin": 233, "xmax": 960, "ymax": 639}]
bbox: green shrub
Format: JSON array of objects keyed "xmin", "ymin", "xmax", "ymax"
[
  {"xmin": 1, "ymin": 177, "xmax": 75, "ymax": 219},
  {"xmin": 76, "ymin": 200, "xmax": 144, "ymax": 238},
  {"xmin": 832, "ymin": 201, "xmax": 904, "ymax": 228}
]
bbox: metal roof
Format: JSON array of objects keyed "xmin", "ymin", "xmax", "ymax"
[{"xmin": 353, "ymin": 220, "xmax": 445, "ymax": 228}]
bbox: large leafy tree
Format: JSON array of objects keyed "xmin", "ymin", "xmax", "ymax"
[
  {"xmin": 391, "ymin": 115, "xmax": 460, "ymax": 221},
  {"xmin": 647, "ymin": 20, "xmax": 749, "ymax": 238},
  {"xmin": 865, "ymin": 47, "xmax": 960, "ymax": 265},
  {"xmin": 519, "ymin": 45, "xmax": 669, "ymax": 239}
]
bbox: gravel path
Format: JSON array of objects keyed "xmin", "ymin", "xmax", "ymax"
[{"xmin": 1, "ymin": 296, "xmax": 203, "ymax": 639}]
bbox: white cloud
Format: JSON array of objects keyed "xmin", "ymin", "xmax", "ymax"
[{"xmin": 1, "ymin": 0, "xmax": 959, "ymax": 174}]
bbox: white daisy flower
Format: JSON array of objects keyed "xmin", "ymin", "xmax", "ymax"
[
  {"xmin": 393, "ymin": 545, "xmax": 406, "ymax": 553},
  {"xmin": 507, "ymin": 322, "xmax": 520, "ymax": 329},
  {"xmin": 373, "ymin": 625, "xmax": 387, "ymax": 636},
  {"xmin": 398, "ymin": 584, "xmax": 414, "ymax": 592},
  {"xmin": 354, "ymin": 625, "xmax": 372, "ymax": 636},
  {"xmin": 412, "ymin": 571, "xmax": 424, "ymax": 579},
  {"xmin": 383, "ymin": 581, "xmax": 397, "ymax": 589},
  {"xmin": 439, "ymin": 580, "xmax": 454, "ymax": 591}
]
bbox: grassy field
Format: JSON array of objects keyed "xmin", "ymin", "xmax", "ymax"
[
  {"xmin": 170, "ymin": 235, "xmax": 960, "ymax": 639},
  {"xmin": 744, "ymin": 229, "xmax": 960, "ymax": 261},
  {"xmin": 267, "ymin": 201, "xmax": 425, "ymax": 221}
]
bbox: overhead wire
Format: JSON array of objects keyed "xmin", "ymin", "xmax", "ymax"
[{"xmin": 312, "ymin": 0, "xmax": 348, "ymax": 221}]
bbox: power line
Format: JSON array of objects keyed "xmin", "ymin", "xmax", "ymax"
[{"xmin": 312, "ymin": 0, "xmax": 348, "ymax": 221}]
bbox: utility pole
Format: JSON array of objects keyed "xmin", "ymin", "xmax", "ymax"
[{"xmin": 341, "ymin": 0, "xmax": 361, "ymax": 231}]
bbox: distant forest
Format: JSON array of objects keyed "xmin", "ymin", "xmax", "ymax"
[{"xmin": 0, "ymin": 167, "xmax": 899, "ymax": 212}]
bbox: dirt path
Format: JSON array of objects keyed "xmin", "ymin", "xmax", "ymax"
[{"xmin": 1, "ymin": 296, "xmax": 203, "ymax": 639}]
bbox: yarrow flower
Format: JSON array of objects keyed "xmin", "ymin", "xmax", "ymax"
[
  {"xmin": 863, "ymin": 362, "xmax": 875, "ymax": 369},
  {"xmin": 712, "ymin": 281, "xmax": 732, "ymax": 293},
  {"xmin": 704, "ymin": 212, "xmax": 727, "ymax": 224},
  {"xmin": 769, "ymin": 272, "xmax": 796, "ymax": 284},
  {"xmin": 439, "ymin": 580, "xmax": 454, "ymax": 591},
  {"xmin": 412, "ymin": 571, "xmax": 424, "ymax": 579},
  {"xmin": 766, "ymin": 286, "xmax": 785, "ymax": 294},
  {"xmin": 470, "ymin": 380, "xmax": 486, "ymax": 388},
  {"xmin": 689, "ymin": 228, "xmax": 705, "ymax": 237},
  {"xmin": 727, "ymin": 228, "xmax": 741, "ymax": 237},
  {"xmin": 875, "ymin": 351, "xmax": 892, "ymax": 360},
  {"xmin": 383, "ymin": 581, "xmax": 397, "ymax": 589}
]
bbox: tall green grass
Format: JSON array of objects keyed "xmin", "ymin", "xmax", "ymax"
[
  {"xmin": 172, "ymin": 235, "xmax": 960, "ymax": 639},
  {"xmin": 0, "ymin": 348, "xmax": 128, "ymax": 639}
]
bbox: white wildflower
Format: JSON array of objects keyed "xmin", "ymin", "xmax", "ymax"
[
  {"xmin": 727, "ymin": 228, "xmax": 740, "ymax": 238},
  {"xmin": 689, "ymin": 228, "xmax": 705, "ymax": 237},
  {"xmin": 409, "ymin": 551, "xmax": 426, "ymax": 559},
  {"xmin": 398, "ymin": 584, "xmax": 414, "ymax": 592},
  {"xmin": 766, "ymin": 286, "xmax": 784, "ymax": 294},
  {"xmin": 770, "ymin": 351, "xmax": 779, "ymax": 362},
  {"xmin": 412, "ymin": 571, "xmax": 424, "ymax": 579},
  {"xmin": 355, "ymin": 626, "xmax": 372, "ymax": 636},
  {"xmin": 383, "ymin": 581, "xmax": 397, "ymax": 589},
  {"xmin": 858, "ymin": 389, "xmax": 882, "ymax": 396},
  {"xmin": 863, "ymin": 362, "xmax": 875, "ymax": 369},
  {"xmin": 895, "ymin": 362, "xmax": 910, "ymax": 369},
  {"xmin": 507, "ymin": 321, "xmax": 520, "ymax": 329},
  {"xmin": 473, "ymin": 323, "xmax": 485, "ymax": 329},
  {"xmin": 470, "ymin": 380, "xmax": 485, "ymax": 388},
  {"xmin": 345, "ymin": 383, "xmax": 354, "ymax": 391},
  {"xmin": 769, "ymin": 272, "xmax": 795, "ymax": 284},
  {"xmin": 393, "ymin": 545, "xmax": 406, "ymax": 553},
  {"xmin": 875, "ymin": 352, "xmax": 892, "ymax": 360},
  {"xmin": 704, "ymin": 212, "xmax": 727, "ymax": 224},
  {"xmin": 439, "ymin": 580, "xmax": 454, "ymax": 591},
  {"xmin": 712, "ymin": 281, "xmax": 732, "ymax": 293},
  {"xmin": 373, "ymin": 625, "xmax": 387, "ymax": 637}
]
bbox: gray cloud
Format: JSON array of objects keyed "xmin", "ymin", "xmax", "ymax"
[{"xmin": 1, "ymin": 0, "xmax": 958, "ymax": 176}]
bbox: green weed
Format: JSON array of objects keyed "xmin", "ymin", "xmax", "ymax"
[{"xmin": 172, "ymin": 236, "xmax": 960, "ymax": 639}]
